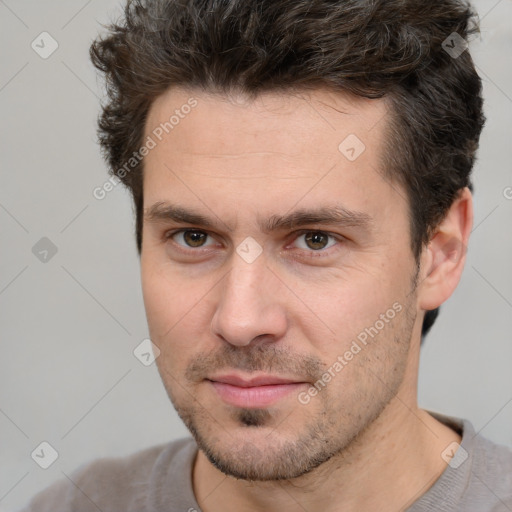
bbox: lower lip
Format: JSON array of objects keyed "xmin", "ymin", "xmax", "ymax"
[{"xmin": 209, "ymin": 381, "xmax": 307, "ymax": 408}]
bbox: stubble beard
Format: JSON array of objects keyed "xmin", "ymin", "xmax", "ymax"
[{"xmin": 165, "ymin": 295, "xmax": 418, "ymax": 482}]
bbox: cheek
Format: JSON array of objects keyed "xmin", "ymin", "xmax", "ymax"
[
  {"xmin": 142, "ymin": 272, "xmax": 191, "ymax": 377},
  {"xmin": 296, "ymin": 268, "xmax": 393, "ymax": 332},
  {"xmin": 141, "ymin": 263, "xmax": 193, "ymax": 353},
  {"xmin": 141, "ymin": 247, "xmax": 188, "ymax": 318},
  {"xmin": 141, "ymin": 265, "xmax": 171, "ymax": 331},
  {"xmin": 296, "ymin": 267, "xmax": 411, "ymax": 369},
  {"xmin": 141, "ymin": 259, "xmax": 214, "ymax": 358}
]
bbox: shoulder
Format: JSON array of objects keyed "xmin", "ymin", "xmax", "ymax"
[
  {"xmin": 409, "ymin": 411, "xmax": 512, "ymax": 512},
  {"xmin": 18, "ymin": 437, "xmax": 197, "ymax": 512},
  {"xmin": 469, "ymin": 430, "xmax": 512, "ymax": 506}
]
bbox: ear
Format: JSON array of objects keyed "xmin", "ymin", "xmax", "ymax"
[{"xmin": 417, "ymin": 187, "xmax": 473, "ymax": 311}]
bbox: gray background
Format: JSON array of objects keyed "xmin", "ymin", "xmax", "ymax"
[{"xmin": 0, "ymin": 0, "xmax": 511, "ymax": 510}]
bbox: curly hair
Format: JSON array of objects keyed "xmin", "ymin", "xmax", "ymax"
[{"xmin": 90, "ymin": 0, "xmax": 485, "ymax": 338}]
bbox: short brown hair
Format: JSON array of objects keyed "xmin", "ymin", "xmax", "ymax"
[{"xmin": 90, "ymin": 0, "xmax": 485, "ymax": 337}]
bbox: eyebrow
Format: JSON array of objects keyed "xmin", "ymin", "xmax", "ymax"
[{"xmin": 144, "ymin": 202, "xmax": 373, "ymax": 233}]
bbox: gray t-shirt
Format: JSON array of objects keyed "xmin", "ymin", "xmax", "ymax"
[{"xmin": 18, "ymin": 411, "xmax": 512, "ymax": 511}]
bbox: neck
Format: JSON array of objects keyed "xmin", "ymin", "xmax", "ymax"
[{"xmin": 192, "ymin": 398, "xmax": 460, "ymax": 512}]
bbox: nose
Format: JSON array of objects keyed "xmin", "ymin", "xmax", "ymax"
[{"xmin": 210, "ymin": 250, "xmax": 288, "ymax": 347}]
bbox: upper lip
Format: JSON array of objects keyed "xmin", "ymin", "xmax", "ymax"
[{"xmin": 207, "ymin": 374, "xmax": 305, "ymax": 387}]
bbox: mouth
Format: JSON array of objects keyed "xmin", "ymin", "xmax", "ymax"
[{"xmin": 206, "ymin": 373, "xmax": 309, "ymax": 408}]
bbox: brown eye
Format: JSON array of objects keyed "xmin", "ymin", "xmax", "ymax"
[
  {"xmin": 169, "ymin": 230, "xmax": 214, "ymax": 249},
  {"xmin": 183, "ymin": 230, "xmax": 207, "ymax": 247},
  {"xmin": 290, "ymin": 231, "xmax": 340, "ymax": 256},
  {"xmin": 304, "ymin": 232, "xmax": 330, "ymax": 250}
]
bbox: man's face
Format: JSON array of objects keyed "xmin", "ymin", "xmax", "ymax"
[{"xmin": 140, "ymin": 87, "xmax": 421, "ymax": 481}]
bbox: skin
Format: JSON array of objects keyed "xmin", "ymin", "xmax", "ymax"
[{"xmin": 140, "ymin": 86, "xmax": 472, "ymax": 512}]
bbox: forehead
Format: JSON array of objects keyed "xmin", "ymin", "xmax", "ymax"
[
  {"xmin": 141, "ymin": 86, "xmax": 405, "ymax": 233},
  {"xmin": 144, "ymin": 86, "xmax": 389, "ymax": 160}
]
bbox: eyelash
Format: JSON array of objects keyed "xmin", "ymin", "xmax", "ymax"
[{"xmin": 164, "ymin": 229, "xmax": 344, "ymax": 259}]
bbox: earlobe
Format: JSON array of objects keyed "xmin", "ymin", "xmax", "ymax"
[{"xmin": 417, "ymin": 187, "xmax": 473, "ymax": 311}]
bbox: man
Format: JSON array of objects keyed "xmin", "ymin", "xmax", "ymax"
[{"xmin": 20, "ymin": 0, "xmax": 512, "ymax": 511}]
